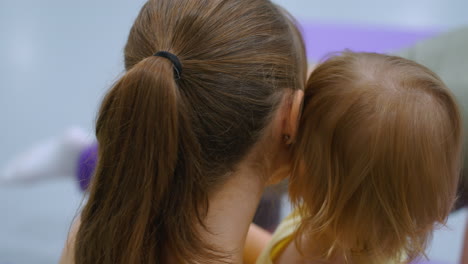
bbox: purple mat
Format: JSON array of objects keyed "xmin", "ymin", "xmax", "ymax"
[{"xmin": 299, "ymin": 21, "xmax": 439, "ymax": 61}]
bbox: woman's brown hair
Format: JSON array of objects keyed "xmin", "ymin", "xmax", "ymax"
[
  {"xmin": 74, "ymin": 0, "xmax": 306, "ymax": 263},
  {"xmin": 289, "ymin": 52, "xmax": 463, "ymax": 263}
]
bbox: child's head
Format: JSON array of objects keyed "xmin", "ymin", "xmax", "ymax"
[{"xmin": 289, "ymin": 52, "xmax": 463, "ymax": 263}]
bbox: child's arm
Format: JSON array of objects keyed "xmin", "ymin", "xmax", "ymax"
[{"xmin": 243, "ymin": 223, "xmax": 272, "ymax": 264}]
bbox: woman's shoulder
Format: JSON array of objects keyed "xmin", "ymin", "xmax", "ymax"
[{"xmin": 59, "ymin": 216, "xmax": 81, "ymax": 264}]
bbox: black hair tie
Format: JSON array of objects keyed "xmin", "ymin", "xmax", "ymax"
[{"xmin": 153, "ymin": 51, "xmax": 183, "ymax": 79}]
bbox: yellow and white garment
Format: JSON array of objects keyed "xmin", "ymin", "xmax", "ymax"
[
  {"xmin": 255, "ymin": 211, "xmax": 404, "ymax": 264},
  {"xmin": 255, "ymin": 212, "xmax": 300, "ymax": 264}
]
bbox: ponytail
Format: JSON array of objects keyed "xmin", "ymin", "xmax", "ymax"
[{"xmin": 75, "ymin": 56, "xmax": 215, "ymax": 263}]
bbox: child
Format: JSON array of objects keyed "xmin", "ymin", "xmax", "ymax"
[{"xmin": 256, "ymin": 52, "xmax": 463, "ymax": 264}]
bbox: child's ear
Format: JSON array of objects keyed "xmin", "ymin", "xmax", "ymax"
[{"xmin": 283, "ymin": 89, "xmax": 304, "ymax": 145}]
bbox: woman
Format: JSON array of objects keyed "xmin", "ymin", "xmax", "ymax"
[{"xmin": 59, "ymin": 0, "xmax": 306, "ymax": 263}]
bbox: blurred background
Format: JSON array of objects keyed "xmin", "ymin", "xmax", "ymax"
[{"xmin": 0, "ymin": 0, "xmax": 467, "ymax": 263}]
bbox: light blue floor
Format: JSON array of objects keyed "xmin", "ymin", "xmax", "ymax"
[{"xmin": 1, "ymin": 0, "xmax": 467, "ymax": 263}]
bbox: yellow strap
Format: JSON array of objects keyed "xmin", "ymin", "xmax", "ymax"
[{"xmin": 269, "ymin": 235, "xmax": 294, "ymax": 261}]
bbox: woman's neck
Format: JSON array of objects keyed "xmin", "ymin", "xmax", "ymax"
[{"xmin": 202, "ymin": 168, "xmax": 266, "ymax": 263}]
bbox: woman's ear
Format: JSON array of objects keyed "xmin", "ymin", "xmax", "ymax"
[
  {"xmin": 283, "ymin": 89, "xmax": 304, "ymax": 145},
  {"xmin": 260, "ymin": 89, "xmax": 304, "ymax": 185}
]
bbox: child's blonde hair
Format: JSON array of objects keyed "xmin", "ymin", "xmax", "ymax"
[{"xmin": 289, "ymin": 52, "xmax": 463, "ymax": 263}]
